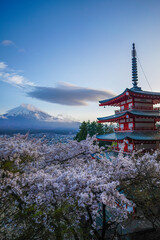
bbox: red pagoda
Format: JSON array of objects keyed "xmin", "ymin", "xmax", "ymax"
[{"xmin": 97, "ymin": 44, "xmax": 160, "ymax": 152}]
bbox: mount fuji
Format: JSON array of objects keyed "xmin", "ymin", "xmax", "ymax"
[{"xmin": 0, "ymin": 104, "xmax": 80, "ymax": 133}]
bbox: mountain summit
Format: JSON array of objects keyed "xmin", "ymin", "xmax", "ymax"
[
  {"xmin": 4, "ymin": 104, "xmax": 54, "ymax": 121},
  {"xmin": 0, "ymin": 104, "xmax": 80, "ymax": 132}
]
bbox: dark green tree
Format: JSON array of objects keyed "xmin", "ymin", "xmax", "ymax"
[
  {"xmin": 96, "ymin": 122, "xmax": 105, "ymax": 135},
  {"xmin": 74, "ymin": 121, "xmax": 88, "ymax": 142},
  {"xmin": 87, "ymin": 121, "xmax": 97, "ymax": 137},
  {"xmin": 75, "ymin": 121, "xmax": 114, "ymax": 142}
]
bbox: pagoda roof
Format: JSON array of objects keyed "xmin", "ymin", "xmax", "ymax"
[
  {"xmin": 98, "ymin": 110, "xmax": 160, "ymax": 123},
  {"xmin": 97, "ymin": 131, "xmax": 160, "ymax": 141},
  {"xmin": 99, "ymin": 88, "xmax": 160, "ymax": 106}
]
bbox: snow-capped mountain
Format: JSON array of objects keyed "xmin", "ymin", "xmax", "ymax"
[
  {"xmin": 0, "ymin": 104, "xmax": 80, "ymax": 132},
  {"xmin": 3, "ymin": 104, "xmax": 58, "ymax": 121}
]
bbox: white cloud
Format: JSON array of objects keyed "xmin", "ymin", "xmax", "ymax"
[
  {"xmin": 0, "ymin": 61, "xmax": 34, "ymax": 87},
  {"xmin": 1, "ymin": 40, "xmax": 14, "ymax": 46},
  {"xmin": 0, "ymin": 61, "xmax": 115, "ymax": 106},
  {"xmin": 0, "ymin": 62, "xmax": 7, "ymax": 69},
  {"xmin": 1, "ymin": 40, "xmax": 25, "ymax": 52},
  {"xmin": 7, "ymin": 75, "xmax": 24, "ymax": 85},
  {"xmin": 0, "ymin": 72, "xmax": 34, "ymax": 87}
]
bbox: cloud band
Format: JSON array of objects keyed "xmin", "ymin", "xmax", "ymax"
[{"xmin": 27, "ymin": 83, "xmax": 115, "ymax": 106}]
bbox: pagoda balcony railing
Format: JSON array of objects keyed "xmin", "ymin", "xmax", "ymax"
[
  {"xmin": 154, "ymin": 107, "xmax": 160, "ymax": 111},
  {"xmin": 114, "ymin": 127, "xmax": 155, "ymax": 132},
  {"xmin": 115, "ymin": 106, "xmax": 154, "ymax": 114}
]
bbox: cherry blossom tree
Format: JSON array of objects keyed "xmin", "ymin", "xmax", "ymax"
[{"xmin": 2, "ymin": 134, "xmax": 159, "ymax": 239}]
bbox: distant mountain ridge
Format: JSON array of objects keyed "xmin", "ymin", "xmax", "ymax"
[{"xmin": 0, "ymin": 104, "xmax": 80, "ymax": 132}]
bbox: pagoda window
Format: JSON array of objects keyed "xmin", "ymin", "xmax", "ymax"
[
  {"xmin": 128, "ymin": 144, "xmax": 133, "ymax": 151},
  {"xmin": 128, "ymin": 123, "xmax": 133, "ymax": 130},
  {"xmin": 120, "ymin": 124, "xmax": 124, "ymax": 129},
  {"xmin": 128, "ymin": 103, "xmax": 133, "ymax": 109},
  {"xmin": 118, "ymin": 143, "xmax": 123, "ymax": 150},
  {"xmin": 121, "ymin": 105, "xmax": 124, "ymax": 111}
]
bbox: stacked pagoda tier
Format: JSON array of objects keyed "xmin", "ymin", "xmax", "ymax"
[{"xmin": 97, "ymin": 44, "xmax": 160, "ymax": 152}]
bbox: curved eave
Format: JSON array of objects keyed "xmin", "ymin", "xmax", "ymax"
[
  {"xmin": 99, "ymin": 88, "xmax": 160, "ymax": 106},
  {"xmin": 130, "ymin": 88, "xmax": 160, "ymax": 96},
  {"xmin": 98, "ymin": 112, "xmax": 127, "ymax": 123},
  {"xmin": 99, "ymin": 89, "xmax": 129, "ymax": 106},
  {"xmin": 131, "ymin": 110, "xmax": 160, "ymax": 119},
  {"xmin": 129, "ymin": 89, "xmax": 160, "ymax": 104},
  {"xmin": 96, "ymin": 133, "xmax": 117, "ymax": 141},
  {"xmin": 97, "ymin": 131, "xmax": 160, "ymax": 141},
  {"xmin": 97, "ymin": 110, "xmax": 160, "ymax": 123}
]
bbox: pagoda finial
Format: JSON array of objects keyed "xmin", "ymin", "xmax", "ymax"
[{"xmin": 131, "ymin": 43, "xmax": 141, "ymax": 90}]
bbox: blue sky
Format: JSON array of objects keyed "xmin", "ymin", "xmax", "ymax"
[{"xmin": 1, "ymin": 0, "xmax": 160, "ymax": 121}]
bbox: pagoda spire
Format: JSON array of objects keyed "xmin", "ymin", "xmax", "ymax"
[{"xmin": 131, "ymin": 43, "xmax": 141, "ymax": 90}]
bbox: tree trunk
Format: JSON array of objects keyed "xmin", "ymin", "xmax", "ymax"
[{"xmin": 101, "ymin": 204, "xmax": 106, "ymax": 240}]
